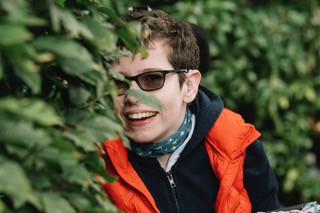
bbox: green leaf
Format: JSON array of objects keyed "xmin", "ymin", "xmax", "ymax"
[
  {"xmin": 0, "ymin": 51, "xmax": 3, "ymax": 79},
  {"xmin": 65, "ymin": 193, "xmax": 91, "ymax": 210},
  {"xmin": 0, "ymin": 25, "xmax": 32, "ymax": 45},
  {"xmin": 0, "ymin": 200, "xmax": 6, "ymax": 213},
  {"xmin": 58, "ymin": 56, "xmax": 95, "ymax": 76},
  {"xmin": 0, "ymin": 97, "xmax": 61, "ymax": 126},
  {"xmin": 0, "ymin": 159, "xmax": 32, "ymax": 208},
  {"xmin": 1, "ymin": 0, "xmax": 47, "ymax": 27},
  {"xmin": 13, "ymin": 66, "xmax": 41, "ymax": 94},
  {"xmin": 62, "ymin": 129, "xmax": 95, "ymax": 152},
  {"xmin": 7, "ymin": 15, "xmax": 47, "ymax": 27},
  {"xmin": 98, "ymin": 6, "xmax": 141, "ymax": 52},
  {"xmin": 33, "ymin": 37, "xmax": 96, "ymax": 75},
  {"xmin": 116, "ymin": 27, "xmax": 140, "ymax": 53},
  {"xmin": 138, "ymin": 45, "xmax": 148, "ymax": 59},
  {"xmin": 1, "ymin": 43, "xmax": 41, "ymax": 93},
  {"xmin": 84, "ymin": 151, "xmax": 116, "ymax": 183},
  {"xmin": 42, "ymin": 192, "xmax": 76, "ymax": 213},
  {"xmin": 65, "ymin": 109, "xmax": 91, "ymax": 125},
  {"xmin": 62, "ymin": 164, "xmax": 90, "ymax": 185},
  {"xmin": 81, "ymin": 16, "xmax": 117, "ymax": 52},
  {"xmin": 69, "ymin": 86, "xmax": 91, "ymax": 106},
  {"xmin": 65, "ymin": 109, "xmax": 123, "ymax": 142},
  {"xmin": 1, "ymin": 0, "xmax": 28, "ymax": 14},
  {"xmin": 35, "ymin": 146, "xmax": 78, "ymax": 167},
  {"xmin": 98, "ymin": 6, "xmax": 125, "ymax": 27},
  {"xmin": 33, "ymin": 37, "xmax": 83, "ymax": 58},
  {"xmin": 0, "ymin": 0, "xmax": 41, "ymax": 26},
  {"xmin": 49, "ymin": 3, "xmax": 93, "ymax": 39},
  {"xmin": 77, "ymin": 115, "xmax": 124, "ymax": 142},
  {"xmin": 25, "ymin": 191, "xmax": 43, "ymax": 212},
  {"xmin": 29, "ymin": 173, "xmax": 51, "ymax": 190},
  {"xmin": 0, "ymin": 120, "xmax": 50, "ymax": 146},
  {"xmin": 125, "ymin": 89, "xmax": 163, "ymax": 109},
  {"xmin": 0, "ymin": 116, "xmax": 51, "ymax": 147},
  {"xmin": 94, "ymin": 193, "xmax": 119, "ymax": 212},
  {"xmin": 77, "ymin": 68, "xmax": 107, "ymax": 86}
]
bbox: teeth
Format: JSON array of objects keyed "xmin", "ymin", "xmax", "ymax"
[{"xmin": 128, "ymin": 112, "xmax": 156, "ymax": 119}]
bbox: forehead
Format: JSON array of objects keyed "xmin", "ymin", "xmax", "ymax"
[{"xmin": 113, "ymin": 41, "xmax": 173, "ymax": 75}]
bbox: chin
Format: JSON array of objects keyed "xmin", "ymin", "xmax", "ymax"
[
  {"xmin": 131, "ymin": 136, "xmax": 152, "ymax": 143},
  {"xmin": 130, "ymin": 134, "xmax": 157, "ymax": 144}
]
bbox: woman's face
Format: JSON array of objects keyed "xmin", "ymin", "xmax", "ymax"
[{"xmin": 113, "ymin": 41, "xmax": 191, "ymax": 143}]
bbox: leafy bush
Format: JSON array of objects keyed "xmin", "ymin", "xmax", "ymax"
[{"xmin": 0, "ymin": 0, "xmax": 148, "ymax": 212}]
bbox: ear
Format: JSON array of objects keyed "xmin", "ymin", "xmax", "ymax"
[{"xmin": 183, "ymin": 69, "xmax": 201, "ymax": 104}]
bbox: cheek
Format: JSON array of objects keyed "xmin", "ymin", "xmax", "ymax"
[
  {"xmin": 159, "ymin": 90, "xmax": 184, "ymax": 112},
  {"xmin": 113, "ymin": 98, "xmax": 123, "ymax": 117}
]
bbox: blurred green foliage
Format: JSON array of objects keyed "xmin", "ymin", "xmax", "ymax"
[{"xmin": 0, "ymin": 0, "xmax": 155, "ymax": 212}]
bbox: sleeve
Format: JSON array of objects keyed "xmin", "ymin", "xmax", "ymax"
[{"xmin": 243, "ymin": 139, "xmax": 280, "ymax": 213}]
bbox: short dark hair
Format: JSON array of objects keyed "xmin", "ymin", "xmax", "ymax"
[{"xmin": 120, "ymin": 10, "xmax": 200, "ymax": 86}]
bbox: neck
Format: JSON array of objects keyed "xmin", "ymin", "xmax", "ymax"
[{"xmin": 157, "ymin": 153, "xmax": 172, "ymax": 170}]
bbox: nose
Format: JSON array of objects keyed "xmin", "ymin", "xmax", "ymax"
[{"xmin": 123, "ymin": 80, "xmax": 141, "ymax": 105}]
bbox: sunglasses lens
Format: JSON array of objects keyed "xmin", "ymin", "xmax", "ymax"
[
  {"xmin": 138, "ymin": 72, "xmax": 164, "ymax": 90},
  {"xmin": 114, "ymin": 79, "xmax": 130, "ymax": 95}
]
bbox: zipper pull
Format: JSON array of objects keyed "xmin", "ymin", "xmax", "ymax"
[
  {"xmin": 167, "ymin": 172, "xmax": 176, "ymax": 188},
  {"xmin": 166, "ymin": 172, "xmax": 181, "ymax": 212}
]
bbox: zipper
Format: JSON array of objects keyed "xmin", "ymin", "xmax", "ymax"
[{"xmin": 166, "ymin": 171, "xmax": 181, "ymax": 213}]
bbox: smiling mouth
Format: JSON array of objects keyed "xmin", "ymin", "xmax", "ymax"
[{"xmin": 127, "ymin": 112, "xmax": 157, "ymax": 120}]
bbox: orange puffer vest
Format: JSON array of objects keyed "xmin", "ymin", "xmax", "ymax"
[{"xmin": 101, "ymin": 108, "xmax": 261, "ymax": 213}]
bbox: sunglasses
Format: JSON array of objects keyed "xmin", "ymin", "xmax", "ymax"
[{"xmin": 110, "ymin": 69, "xmax": 187, "ymax": 95}]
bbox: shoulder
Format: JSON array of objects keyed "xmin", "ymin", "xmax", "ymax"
[
  {"xmin": 216, "ymin": 108, "xmax": 246, "ymax": 126},
  {"xmin": 205, "ymin": 108, "xmax": 261, "ymax": 159},
  {"xmin": 100, "ymin": 138, "xmax": 129, "ymax": 176}
]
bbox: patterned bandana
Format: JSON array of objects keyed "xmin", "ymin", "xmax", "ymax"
[{"xmin": 131, "ymin": 108, "xmax": 192, "ymax": 158}]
